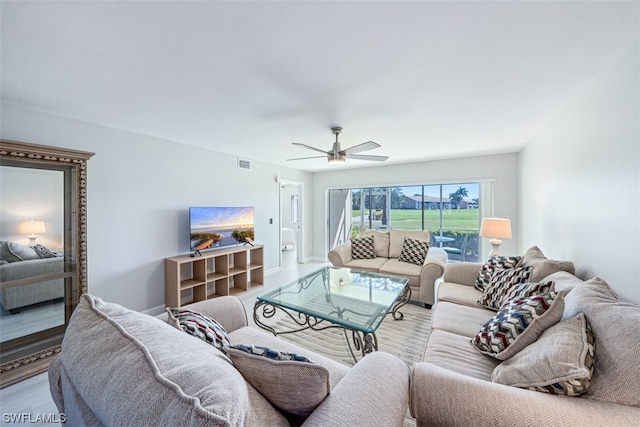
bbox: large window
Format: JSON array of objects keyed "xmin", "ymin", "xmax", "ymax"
[{"xmin": 328, "ymin": 183, "xmax": 481, "ymax": 262}]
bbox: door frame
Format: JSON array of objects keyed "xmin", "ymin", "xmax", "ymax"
[{"xmin": 279, "ymin": 178, "xmax": 304, "ymax": 266}]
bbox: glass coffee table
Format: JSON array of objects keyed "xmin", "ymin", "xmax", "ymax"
[{"xmin": 253, "ymin": 266, "xmax": 411, "ymax": 362}]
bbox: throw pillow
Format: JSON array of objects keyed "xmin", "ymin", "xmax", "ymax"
[
  {"xmin": 561, "ymin": 277, "xmax": 640, "ymax": 407},
  {"xmin": 474, "ymin": 255, "xmax": 523, "ymax": 292},
  {"xmin": 351, "ymin": 236, "xmax": 376, "ymax": 259},
  {"xmin": 492, "ymin": 313, "xmax": 595, "ymax": 396},
  {"xmin": 501, "ymin": 280, "xmax": 555, "ymax": 306},
  {"xmin": 398, "ymin": 236, "xmax": 431, "ymax": 266},
  {"xmin": 477, "ymin": 266, "xmax": 533, "ymax": 311},
  {"xmin": 0, "ymin": 241, "xmax": 40, "ymax": 262},
  {"xmin": 471, "ymin": 291, "xmax": 565, "ymax": 360},
  {"xmin": 32, "ymin": 244, "xmax": 58, "ymax": 259},
  {"xmin": 225, "ymin": 344, "xmax": 330, "ymax": 418},
  {"xmin": 359, "ymin": 227, "xmax": 390, "ymax": 258},
  {"xmin": 521, "ymin": 246, "xmax": 576, "ymax": 282},
  {"xmin": 166, "ymin": 308, "xmax": 231, "ymax": 350}
]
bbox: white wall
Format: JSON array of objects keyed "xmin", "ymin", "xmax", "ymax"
[
  {"xmin": 519, "ymin": 41, "xmax": 639, "ymax": 303},
  {"xmin": 1, "ymin": 103, "xmax": 312, "ymax": 312},
  {"xmin": 311, "ymin": 153, "xmax": 519, "ymax": 259}
]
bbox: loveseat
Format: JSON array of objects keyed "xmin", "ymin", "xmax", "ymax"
[
  {"xmin": 328, "ymin": 228, "xmax": 447, "ymax": 307},
  {"xmin": 48, "ymin": 294, "xmax": 411, "ymax": 426},
  {"xmin": 0, "ymin": 241, "xmax": 64, "ymax": 313},
  {"xmin": 410, "ymin": 247, "xmax": 640, "ymax": 426}
]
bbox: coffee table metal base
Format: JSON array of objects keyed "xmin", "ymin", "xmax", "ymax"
[{"xmin": 253, "ymin": 285, "xmax": 410, "ymax": 363}]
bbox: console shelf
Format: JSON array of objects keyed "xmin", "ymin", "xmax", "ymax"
[{"xmin": 165, "ymin": 244, "xmax": 264, "ymax": 308}]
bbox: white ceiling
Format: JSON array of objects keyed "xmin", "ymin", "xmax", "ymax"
[{"xmin": 1, "ymin": 1, "xmax": 638, "ymax": 172}]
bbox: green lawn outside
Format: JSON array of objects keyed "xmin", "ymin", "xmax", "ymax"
[{"xmin": 352, "ymin": 208, "xmax": 480, "ymax": 231}]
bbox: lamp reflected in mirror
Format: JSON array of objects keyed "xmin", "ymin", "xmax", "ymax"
[{"xmin": 18, "ymin": 220, "xmax": 46, "ymax": 246}]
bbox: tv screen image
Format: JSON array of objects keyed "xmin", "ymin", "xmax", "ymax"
[{"xmin": 189, "ymin": 207, "xmax": 254, "ymax": 252}]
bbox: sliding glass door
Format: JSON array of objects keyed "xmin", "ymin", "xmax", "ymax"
[{"xmin": 328, "ymin": 182, "xmax": 481, "ymax": 262}]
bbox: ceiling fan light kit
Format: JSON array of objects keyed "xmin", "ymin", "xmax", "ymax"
[{"xmin": 288, "ymin": 126, "xmax": 389, "ymax": 164}]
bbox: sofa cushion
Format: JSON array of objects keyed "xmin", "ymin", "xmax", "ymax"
[
  {"xmin": 389, "ymin": 229, "xmax": 430, "ymax": 259},
  {"xmin": 378, "ymin": 258, "xmax": 421, "ymax": 287},
  {"xmin": 492, "ymin": 313, "xmax": 595, "ymax": 396},
  {"xmin": 359, "ymin": 227, "xmax": 390, "ymax": 258},
  {"xmin": 226, "ymin": 344, "xmax": 330, "ymax": 418},
  {"xmin": 351, "ymin": 236, "xmax": 376, "ymax": 259},
  {"xmin": 344, "ymin": 257, "xmax": 389, "ymax": 273},
  {"xmin": 477, "ymin": 266, "xmax": 533, "ymax": 310},
  {"xmin": 424, "ymin": 329, "xmax": 500, "ymax": 381},
  {"xmin": 522, "ymin": 246, "xmax": 576, "ymax": 282},
  {"xmin": 166, "ymin": 307, "xmax": 231, "ymax": 350},
  {"xmin": 562, "ymin": 277, "xmax": 640, "ymax": 407},
  {"xmin": 471, "ymin": 291, "xmax": 565, "ymax": 360},
  {"xmin": 431, "ymin": 301, "xmax": 494, "ymax": 338},
  {"xmin": 61, "ymin": 294, "xmax": 286, "ymax": 426},
  {"xmin": 474, "ymin": 255, "xmax": 523, "ymax": 292},
  {"xmin": 437, "ymin": 282, "xmax": 484, "ymax": 308},
  {"xmin": 398, "ymin": 236, "xmax": 431, "ymax": 266}
]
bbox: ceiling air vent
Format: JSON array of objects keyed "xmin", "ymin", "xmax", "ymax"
[{"xmin": 238, "ymin": 158, "xmax": 252, "ymax": 170}]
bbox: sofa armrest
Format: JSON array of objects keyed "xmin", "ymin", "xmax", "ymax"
[
  {"xmin": 328, "ymin": 243, "xmax": 352, "ymax": 267},
  {"xmin": 442, "ymin": 262, "xmax": 483, "ymax": 287},
  {"xmin": 156, "ymin": 296, "xmax": 248, "ymax": 333},
  {"xmin": 303, "ymin": 352, "xmax": 409, "ymax": 427},
  {"xmin": 48, "ymin": 355, "xmax": 65, "ymax": 413},
  {"xmin": 418, "ymin": 247, "xmax": 447, "ymax": 306},
  {"xmin": 410, "ymin": 362, "xmax": 640, "ymax": 426}
]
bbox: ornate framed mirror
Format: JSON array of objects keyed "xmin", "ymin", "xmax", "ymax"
[{"xmin": 0, "ymin": 140, "xmax": 94, "ymax": 388}]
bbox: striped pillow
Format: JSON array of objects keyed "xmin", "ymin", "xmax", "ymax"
[
  {"xmin": 477, "ymin": 266, "xmax": 533, "ymax": 310},
  {"xmin": 502, "ymin": 281, "xmax": 555, "ymax": 307},
  {"xmin": 166, "ymin": 308, "xmax": 231, "ymax": 350},
  {"xmin": 351, "ymin": 236, "xmax": 376, "ymax": 259},
  {"xmin": 398, "ymin": 237, "xmax": 431, "ymax": 265}
]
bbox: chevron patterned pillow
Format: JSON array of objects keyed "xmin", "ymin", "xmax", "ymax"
[
  {"xmin": 166, "ymin": 308, "xmax": 231, "ymax": 351},
  {"xmin": 502, "ymin": 280, "xmax": 555, "ymax": 306},
  {"xmin": 474, "ymin": 255, "xmax": 523, "ymax": 292},
  {"xmin": 477, "ymin": 266, "xmax": 533, "ymax": 310},
  {"xmin": 471, "ymin": 291, "xmax": 565, "ymax": 360},
  {"xmin": 492, "ymin": 313, "xmax": 595, "ymax": 396},
  {"xmin": 351, "ymin": 235, "xmax": 376, "ymax": 259},
  {"xmin": 398, "ymin": 236, "xmax": 431, "ymax": 265}
]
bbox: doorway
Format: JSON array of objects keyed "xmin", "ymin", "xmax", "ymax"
[{"xmin": 279, "ymin": 179, "xmax": 304, "ymax": 270}]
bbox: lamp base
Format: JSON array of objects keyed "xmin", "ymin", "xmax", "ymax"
[
  {"xmin": 488, "ymin": 239, "xmax": 502, "ymax": 258},
  {"xmin": 27, "ymin": 236, "xmax": 38, "ymax": 247}
]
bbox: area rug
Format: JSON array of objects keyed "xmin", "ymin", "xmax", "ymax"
[{"xmin": 271, "ymin": 302, "xmax": 432, "ymax": 427}]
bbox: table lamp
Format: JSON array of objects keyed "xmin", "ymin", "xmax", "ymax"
[
  {"xmin": 479, "ymin": 217, "xmax": 511, "ymax": 257},
  {"xmin": 19, "ymin": 220, "xmax": 46, "ymax": 246}
]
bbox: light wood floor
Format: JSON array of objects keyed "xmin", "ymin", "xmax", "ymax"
[{"xmin": 0, "ymin": 250, "xmax": 325, "ymax": 424}]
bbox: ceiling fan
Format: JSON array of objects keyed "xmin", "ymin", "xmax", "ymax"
[{"xmin": 287, "ymin": 127, "xmax": 389, "ymax": 164}]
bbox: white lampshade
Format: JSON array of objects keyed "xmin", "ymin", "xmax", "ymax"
[
  {"xmin": 479, "ymin": 218, "xmax": 512, "ymax": 240},
  {"xmin": 480, "ymin": 217, "xmax": 511, "ymax": 257},
  {"xmin": 19, "ymin": 220, "xmax": 46, "ymax": 236},
  {"xmin": 19, "ymin": 220, "xmax": 46, "ymax": 246}
]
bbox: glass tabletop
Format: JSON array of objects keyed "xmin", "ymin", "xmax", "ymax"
[{"xmin": 256, "ymin": 266, "xmax": 409, "ymax": 334}]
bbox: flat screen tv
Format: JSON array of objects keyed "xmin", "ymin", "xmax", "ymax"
[{"xmin": 189, "ymin": 207, "xmax": 254, "ymax": 252}]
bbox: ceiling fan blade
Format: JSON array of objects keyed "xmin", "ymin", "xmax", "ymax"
[
  {"xmin": 346, "ymin": 154, "xmax": 389, "ymax": 162},
  {"xmin": 342, "ymin": 141, "xmax": 381, "ymax": 155},
  {"xmin": 286, "ymin": 155, "xmax": 327, "ymax": 161},
  {"xmin": 292, "ymin": 143, "xmax": 330, "ymax": 155}
]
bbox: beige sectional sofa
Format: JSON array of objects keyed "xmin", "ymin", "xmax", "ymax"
[
  {"xmin": 49, "ymin": 294, "xmax": 410, "ymax": 427},
  {"xmin": 328, "ymin": 228, "xmax": 447, "ymax": 307},
  {"xmin": 410, "ymin": 251, "xmax": 640, "ymax": 426}
]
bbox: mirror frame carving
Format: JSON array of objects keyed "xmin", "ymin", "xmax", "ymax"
[{"xmin": 0, "ymin": 140, "xmax": 94, "ymax": 388}]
